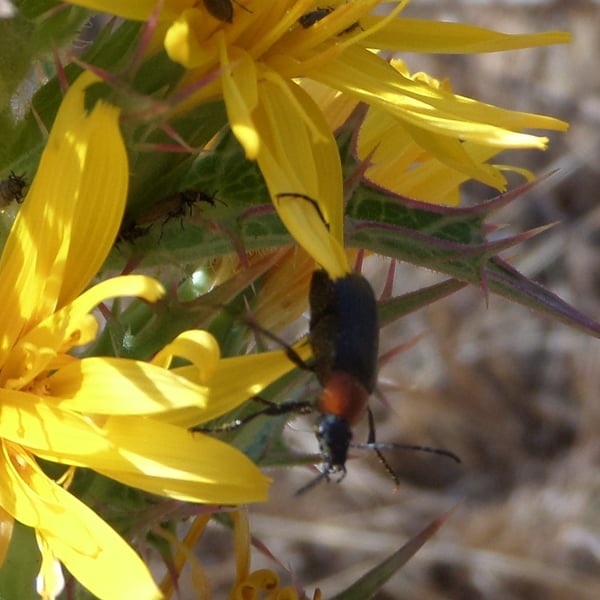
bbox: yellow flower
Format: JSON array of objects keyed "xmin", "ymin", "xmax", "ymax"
[
  {"xmin": 64, "ymin": 1, "xmax": 569, "ymax": 275},
  {"xmin": 354, "ymin": 60, "xmax": 549, "ymax": 205},
  {"xmin": 0, "ymin": 71, "xmax": 282, "ymax": 600},
  {"xmin": 228, "ymin": 569, "xmax": 300, "ymax": 600},
  {"xmin": 159, "ymin": 507, "xmax": 318, "ymax": 600}
]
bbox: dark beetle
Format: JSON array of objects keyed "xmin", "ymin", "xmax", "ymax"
[{"xmin": 306, "ymin": 269, "xmax": 379, "ymax": 486}]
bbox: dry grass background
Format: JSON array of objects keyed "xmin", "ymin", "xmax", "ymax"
[{"xmin": 195, "ymin": 2, "xmax": 600, "ymax": 598}]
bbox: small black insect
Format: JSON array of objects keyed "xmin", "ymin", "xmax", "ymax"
[
  {"xmin": 298, "ymin": 7, "xmax": 334, "ymax": 28},
  {"xmin": 202, "ymin": 0, "xmax": 252, "ymax": 23},
  {"xmin": 116, "ymin": 221, "xmax": 153, "ymax": 245},
  {"xmin": 298, "ymin": 6, "xmax": 361, "ymax": 35},
  {"xmin": 130, "ymin": 189, "xmax": 221, "ymax": 243},
  {"xmin": 161, "ymin": 189, "xmax": 220, "ymax": 227},
  {"xmin": 0, "ymin": 171, "xmax": 27, "ymax": 206}
]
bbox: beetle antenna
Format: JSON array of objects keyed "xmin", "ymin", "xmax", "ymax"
[
  {"xmin": 366, "ymin": 407, "xmax": 400, "ymax": 488},
  {"xmin": 351, "ymin": 442, "xmax": 461, "ymax": 464},
  {"xmin": 294, "ymin": 471, "xmax": 328, "ymax": 497},
  {"xmin": 276, "ymin": 192, "xmax": 330, "ymax": 230}
]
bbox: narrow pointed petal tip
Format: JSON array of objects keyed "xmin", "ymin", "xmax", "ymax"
[
  {"xmin": 273, "ymin": 194, "xmax": 350, "ymax": 279},
  {"xmin": 366, "ymin": 17, "xmax": 571, "ymax": 53}
]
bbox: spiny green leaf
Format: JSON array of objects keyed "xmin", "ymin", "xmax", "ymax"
[
  {"xmin": 107, "ymin": 127, "xmax": 600, "ymax": 339},
  {"xmin": 485, "ymin": 256, "xmax": 600, "ymax": 337},
  {"xmin": 330, "ymin": 505, "xmax": 458, "ymax": 600},
  {"xmin": 379, "ymin": 278, "xmax": 468, "ymax": 327},
  {"xmin": 348, "ymin": 183, "xmax": 600, "ymax": 338}
]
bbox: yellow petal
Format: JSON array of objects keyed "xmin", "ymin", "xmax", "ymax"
[
  {"xmin": 159, "ymin": 514, "xmax": 212, "ymax": 599},
  {"xmin": 0, "ymin": 447, "xmax": 162, "ymax": 600},
  {"xmin": 0, "ymin": 391, "xmax": 270, "ymax": 504},
  {"xmin": 1, "ymin": 276, "xmax": 164, "ymax": 389},
  {"xmin": 96, "ymin": 416, "xmax": 271, "ymax": 503},
  {"xmin": 232, "ymin": 507, "xmax": 251, "ymax": 584},
  {"xmin": 252, "ymin": 77, "xmax": 349, "ymax": 277},
  {"xmin": 0, "ymin": 390, "xmax": 111, "ymax": 456},
  {"xmin": 36, "ymin": 72, "xmax": 128, "ymax": 307},
  {"xmin": 365, "ymin": 17, "xmax": 571, "ymax": 54},
  {"xmin": 0, "ymin": 389, "xmax": 269, "ymax": 503},
  {"xmin": 35, "ymin": 535, "xmax": 65, "ymax": 600},
  {"xmin": 47, "ymin": 357, "xmax": 210, "ymax": 415},
  {"xmin": 313, "ymin": 46, "xmax": 567, "ymax": 147},
  {"xmin": 221, "ymin": 43, "xmax": 260, "ymax": 158},
  {"xmin": 62, "ymin": 0, "xmax": 191, "ymax": 21},
  {"xmin": 164, "ymin": 345, "xmax": 311, "ymax": 428},
  {"xmin": 56, "ymin": 83, "xmax": 129, "ymax": 307},
  {"xmin": 67, "ymin": 274, "xmax": 165, "ymax": 316},
  {"xmin": 0, "ymin": 72, "xmax": 127, "ymax": 368},
  {"xmin": 355, "ymin": 64, "xmax": 554, "ymax": 195},
  {"xmin": 152, "ymin": 329, "xmax": 221, "ymax": 384},
  {"xmin": 165, "ymin": 8, "xmax": 214, "ymax": 69},
  {"xmin": 300, "ymin": 79, "xmax": 358, "ymax": 132}
]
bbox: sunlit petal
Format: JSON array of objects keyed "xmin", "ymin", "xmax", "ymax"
[
  {"xmin": 364, "ymin": 17, "xmax": 571, "ymax": 53},
  {"xmin": 0, "ymin": 391, "xmax": 110, "ymax": 456},
  {"xmin": 252, "ymin": 78, "xmax": 349, "ymax": 277},
  {"xmin": 164, "ymin": 345, "xmax": 311, "ymax": 428},
  {"xmin": 1, "ymin": 446, "xmax": 162, "ymax": 600},
  {"xmin": 63, "ymin": 0, "xmax": 191, "ymax": 21},
  {"xmin": 1, "ymin": 276, "xmax": 164, "ymax": 389},
  {"xmin": 221, "ymin": 44, "xmax": 260, "ymax": 159},
  {"xmin": 47, "ymin": 357, "xmax": 209, "ymax": 415},
  {"xmin": 152, "ymin": 329, "xmax": 221, "ymax": 384},
  {"xmin": 96, "ymin": 416, "xmax": 271, "ymax": 503}
]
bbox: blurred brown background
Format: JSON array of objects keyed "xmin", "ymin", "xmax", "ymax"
[{"xmin": 200, "ymin": 2, "xmax": 600, "ymax": 598}]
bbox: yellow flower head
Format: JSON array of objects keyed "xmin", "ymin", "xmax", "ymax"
[
  {"xmin": 159, "ymin": 506, "xmax": 318, "ymax": 600},
  {"xmin": 63, "ymin": 0, "xmax": 569, "ymax": 279},
  {"xmin": 0, "ymin": 72, "xmax": 283, "ymax": 600}
]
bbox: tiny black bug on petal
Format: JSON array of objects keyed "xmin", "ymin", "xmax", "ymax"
[
  {"xmin": 298, "ymin": 7, "xmax": 334, "ymax": 28},
  {"xmin": 203, "ymin": 0, "xmax": 233, "ymax": 23},
  {"xmin": 202, "ymin": 0, "xmax": 252, "ymax": 23}
]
